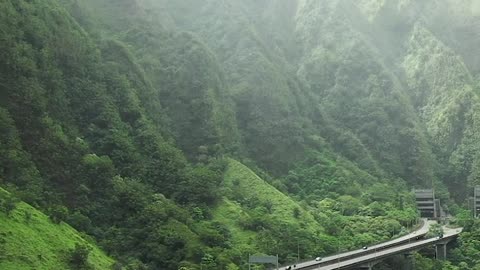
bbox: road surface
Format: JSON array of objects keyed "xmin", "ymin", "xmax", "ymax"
[
  {"xmin": 279, "ymin": 219, "xmax": 437, "ymax": 270},
  {"xmin": 308, "ymin": 227, "xmax": 462, "ymax": 270}
]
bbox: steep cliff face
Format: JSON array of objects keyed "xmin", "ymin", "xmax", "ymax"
[
  {"xmin": 286, "ymin": 0, "xmax": 480, "ymax": 199},
  {"xmin": 293, "ymin": 1, "xmax": 437, "ymax": 187},
  {"xmin": 400, "ymin": 24, "xmax": 479, "ymax": 197},
  {"xmin": 362, "ymin": 0, "xmax": 480, "ymax": 199},
  {"xmin": 56, "ymin": 0, "xmax": 480, "ymax": 203},
  {"xmin": 3, "ymin": 0, "xmax": 480, "ymax": 268}
]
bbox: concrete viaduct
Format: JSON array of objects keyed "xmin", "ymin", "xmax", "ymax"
[
  {"xmin": 274, "ymin": 187, "xmax": 468, "ymax": 270},
  {"xmin": 278, "ymin": 222, "xmax": 461, "ymax": 270}
]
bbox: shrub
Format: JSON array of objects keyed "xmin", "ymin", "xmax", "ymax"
[{"xmin": 69, "ymin": 243, "xmax": 91, "ymax": 269}]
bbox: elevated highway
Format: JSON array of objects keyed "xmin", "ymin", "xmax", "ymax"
[{"xmin": 280, "ymin": 220, "xmax": 462, "ymax": 270}]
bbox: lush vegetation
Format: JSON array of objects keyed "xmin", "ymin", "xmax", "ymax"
[
  {"xmin": 0, "ymin": 188, "xmax": 114, "ymax": 270},
  {"xmin": 2, "ymin": 0, "xmax": 480, "ymax": 269}
]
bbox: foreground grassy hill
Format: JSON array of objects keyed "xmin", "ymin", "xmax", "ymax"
[{"xmin": 0, "ymin": 188, "xmax": 114, "ymax": 270}]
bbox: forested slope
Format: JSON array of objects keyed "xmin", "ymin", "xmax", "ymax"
[{"xmin": 2, "ymin": 0, "xmax": 480, "ymax": 269}]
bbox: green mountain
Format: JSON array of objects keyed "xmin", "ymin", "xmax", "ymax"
[
  {"xmin": 0, "ymin": 188, "xmax": 114, "ymax": 270},
  {"xmin": 2, "ymin": 0, "xmax": 480, "ymax": 269}
]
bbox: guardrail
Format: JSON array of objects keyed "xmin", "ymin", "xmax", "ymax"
[
  {"xmin": 297, "ymin": 230, "xmax": 461, "ymax": 270},
  {"xmin": 279, "ymin": 219, "xmax": 429, "ymax": 270}
]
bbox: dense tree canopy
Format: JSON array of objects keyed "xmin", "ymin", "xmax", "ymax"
[{"xmin": 2, "ymin": 0, "xmax": 480, "ymax": 269}]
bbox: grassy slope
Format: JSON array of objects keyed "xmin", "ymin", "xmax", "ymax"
[
  {"xmin": 212, "ymin": 198, "xmax": 257, "ymax": 251},
  {"xmin": 212, "ymin": 159, "xmax": 322, "ymax": 249},
  {"xmin": 0, "ymin": 188, "xmax": 114, "ymax": 270}
]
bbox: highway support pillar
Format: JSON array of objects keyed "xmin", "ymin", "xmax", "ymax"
[
  {"xmin": 435, "ymin": 244, "xmax": 447, "ymax": 260},
  {"xmin": 402, "ymin": 252, "xmax": 414, "ymax": 270},
  {"xmin": 358, "ymin": 261, "xmax": 376, "ymax": 270}
]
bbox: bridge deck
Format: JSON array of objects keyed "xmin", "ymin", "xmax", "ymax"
[
  {"xmin": 311, "ymin": 228, "xmax": 462, "ymax": 270},
  {"xmin": 279, "ymin": 220, "xmax": 462, "ymax": 270}
]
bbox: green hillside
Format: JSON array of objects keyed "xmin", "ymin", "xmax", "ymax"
[
  {"xmin": 0, "ymin": 188, "xmax": 114, "ymax": 270},
  {"xmin": 222, "ymin": 159, "xmax": 319, "ymax": 230},
  {"xmin": 212, "ymin": 159, "xmax": 322, "ymax": 260},
  {"xmin": 3, "ymin": 0, "xmax": 480, "ymax": 269},
  {"xmin": 211, "ymin": 159, "xmax": 416, "ymax": 264}
]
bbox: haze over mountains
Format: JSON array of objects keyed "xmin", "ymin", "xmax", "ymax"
[{"xmin": 2, "ymin": 0, "xmax": 480, "ymax": 269}]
